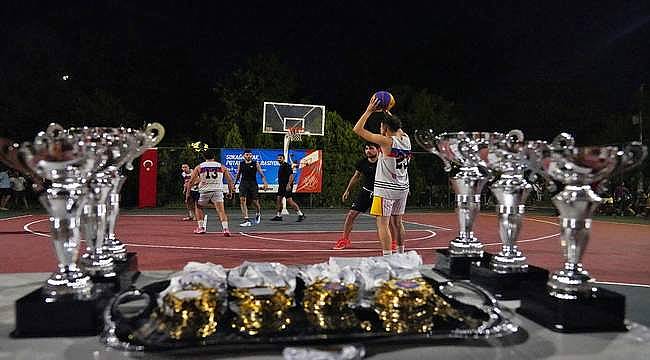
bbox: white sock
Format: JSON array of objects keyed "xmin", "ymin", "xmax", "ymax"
[
  {"xmin": 221, "ymin": 221, "xmax": 229, "ymax": 231},
  {"xmin": 297, "ymin": 210, "xmax": 303, "ymax": 216},
  {"xmin": 197, "ymin": 220, "xmax": 204, "ymax": 228},
  {"xmin": 383, "ymin": 250, "xmax": 392, "ymax": 256},
  {"xmin": 398, "ymin": 245, "xmax": 405, "ymax": 254},
  {"xmin": 203, "ymin": 214, "xmax": 208, "ymax": 228},
  {"xmin": 276, "ymin": 212, "xmax": 281, "ymax": 217}
]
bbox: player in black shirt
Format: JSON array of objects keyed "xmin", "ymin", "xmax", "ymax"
[
  {"xmin": 235, "ymin": 149, "xmax": 269, "ymax": 227},
  {"xmin": 334, "ymin": 143, "xmax": 381, "ymax": 249},
  {"xmin": 270, "ymin": 154, "xmax": 305, "ymax": 222}
]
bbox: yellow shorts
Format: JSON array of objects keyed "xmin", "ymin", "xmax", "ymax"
[{"xmin": 370, "ymin": 195, "xmax": 407, "ymax": 216}]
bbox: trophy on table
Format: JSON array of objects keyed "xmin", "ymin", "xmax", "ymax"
[
  {"xmin": 468, "ymin": 130, "xmax": 549, "ymax": 299},
  {"xmin": 101, "ymin": 123, "xmax": 164, "ymax": 268},
  {"xmin": 415, "ymin": 130, "xmax": 504, "ymax": 278},
  {"xmin": 78, "ymin": 127, "xmax": 142, "ymax": 290},
  {"xmin": 11, "ymin": 123, "xmax": 109, "ymax": 336},
  {"xmin": 517, "ymin": 137, "xmax": 647, "ymax": 332},
  {"xmin": 8, "ymin": 122, "xmax": 164, "ymax": 337}
]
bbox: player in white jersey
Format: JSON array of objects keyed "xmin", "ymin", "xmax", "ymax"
[
  {"xmin": 353, "ymin": 95, "xmax": 411, "ymax": 256},
  {"xmin": 186, "ymin": 151, "xmax": 235, "ymax": 236}
]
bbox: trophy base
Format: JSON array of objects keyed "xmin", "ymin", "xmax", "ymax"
[
  {"xmin": 434, "ymin": 249, "xmax": 482, "ymax": 279},
  {"xmin": 469, "ymin": 253, "xmax": 548, "ymax": 300},
  {"xmin": 11, "ymin": 253, "xmax": 140, "ymax": 338},
  {"xmin": 11, "ymin": 285, "xmax": 113, "ymax": 338},
  {"xmin": 517, "ymin": 281, "xmax": 627, "ymax": 333},
  {"xmin": 92, "ymin": 252, "xmax": 140, "ymax": 291}
]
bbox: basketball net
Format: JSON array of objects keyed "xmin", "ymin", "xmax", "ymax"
[{"xmin": 282, "ymin": 127, "xmax": 303, "ymax": 215}]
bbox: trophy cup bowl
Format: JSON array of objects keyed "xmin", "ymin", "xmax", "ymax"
[
  {"xmin": 103, "ymin": 123, "xmax": 165, "ymax": 262},
  {"xmin": 415, "ymin": 130, "xmax": 504, "ymax": 278},
  {"xmin": 517, "ymin": 138, "xmax": 647, "ymax": 332}
]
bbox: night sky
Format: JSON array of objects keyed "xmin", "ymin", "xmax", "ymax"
[{"xmin": 1, "ymin": 1, "xmax": 649, "ymax": 141}]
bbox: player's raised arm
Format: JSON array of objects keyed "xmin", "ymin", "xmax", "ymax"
[{"xmin": 353, "ymin": 96, "xmax": 392, "ymax": 147}]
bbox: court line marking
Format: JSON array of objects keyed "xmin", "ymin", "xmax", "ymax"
[
  {"xmin": 0, "ymin": 214, "xmax": 33, "ymax": 221},
  {"xmin": 239, "ymin": 230, "xmax": 437, "ymax": 243},
  {"xmin": 22, "ymin": 217, "xmax": 559, "ymax": 247}
]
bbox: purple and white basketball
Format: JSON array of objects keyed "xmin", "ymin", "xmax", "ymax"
[{"xmin": 373, "ymin": 91, "xmax": 396, "ymax": 111}]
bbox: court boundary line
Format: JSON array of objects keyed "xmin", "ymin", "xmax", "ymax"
[
  {"xmin": 0, "ymin": 214, "xmax": 33, "ymax": 221},
  {"xmin": 239, "ymin": 230, "xmax": 437, "ymax": 244}
]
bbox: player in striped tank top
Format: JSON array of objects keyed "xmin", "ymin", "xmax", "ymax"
[{"xmin": 353, "ymin": 95, "xmax": 411, "ymax": 256}]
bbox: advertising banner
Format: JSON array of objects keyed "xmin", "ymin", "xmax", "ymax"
[{"xmin": 220, "ymin": 148, "xmax": 322, "ymax": 193}]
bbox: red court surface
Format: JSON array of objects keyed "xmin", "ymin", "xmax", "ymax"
[{"xmin": 1, "ymin": 212, "xmax": 648, "ymax": 285}]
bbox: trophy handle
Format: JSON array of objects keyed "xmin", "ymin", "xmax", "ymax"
[
  {"xmin": 144, "ymin": 122, "xmax": 165, "ymax": 148},
  {"xmin": 414, "ymin": 129, "xmax": 452, "ymax": 172},
  {"xmin": 45, "ymin": 123, "xmax": 65, "ymax": 138},
  {"xmin": 506, "ymin": 129, "xmax": 524, "ymax": 149},
  {"xmin": 551, "ymin": 132, "xmax": 575, "ymax": 150}
]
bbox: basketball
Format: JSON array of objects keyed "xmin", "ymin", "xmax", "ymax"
[{"xmin": 373, "ymin": 91, "xmax": 395, "ymax": 111}]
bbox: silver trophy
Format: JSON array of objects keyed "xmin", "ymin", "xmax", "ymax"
[
  {"xmin": 102, "ymin": 123, "xmax": 165, "ymax": 261},
  {"xmin": 79, "ymin": 127, "xmax": 136, "ymax": 277},
  {"xmin": 542, "ymin": 138, "xmax": 647, "ymax": 299},
  {"xmin": 416, "ymin": 130, "xmax": 505, "ymax": 257},
  {"xmin": 18, "ymin": 124, "xmax": 106, "ymax": 300},
  {"xmin": 482, "ymin": 130, "xmax": 551, "ymax": 273}
]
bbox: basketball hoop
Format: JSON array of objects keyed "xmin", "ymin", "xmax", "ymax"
[{"xmin": 286, "ymin": 127, "xmax": 304, "ymax": 142}]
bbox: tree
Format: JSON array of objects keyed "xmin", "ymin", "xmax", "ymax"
[
  {"xmin": 224, "ymin": 123, "xmax": 244, "ymax": 148},
  {"xmin": 199, "ymin": 54, "xmax": 299, "ymax": 147}
]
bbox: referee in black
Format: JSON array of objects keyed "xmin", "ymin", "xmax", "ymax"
[
  {"xmin": 271, "ymin": 154, "xmax": 305, "ymax": 222},
  {"xmin": 236, "ymin": 149, "xmax": 268, "ymax": 227}
]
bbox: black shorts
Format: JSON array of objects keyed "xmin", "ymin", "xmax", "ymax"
[
  {"xmin": 351, "ymin": 188, "xmax": 373, "ymax": 213},
  {"xmin": 239, "ymin": 181, "xmax": 259, "ymax": 200},
  {"xmin": 0, "ymin": 188, "xmax": 11, "ymax": 196},
  {"xmin": 190, "ymin": 190, "xmax": 199, "ymax": 201},
  {"xmin": 277, "ymin": 182, "xmax": 293, "ymax": 198}
]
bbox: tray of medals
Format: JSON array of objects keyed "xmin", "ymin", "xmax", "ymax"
[{"xmin": 102, "ymin": 258, "xmax": 518, "ymax": 353}]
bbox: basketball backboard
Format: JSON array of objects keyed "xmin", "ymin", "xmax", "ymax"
[{"xmin": 262, "ymin": 102, "xmax": 325, "ymax": 136}]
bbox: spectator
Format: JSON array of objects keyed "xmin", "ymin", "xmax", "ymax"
[
  {"xmin": 9, "ymin": 171, "xmax": 29, "ymax": 209},
  {"xmin": 0, "ymin": 167, "xmax": 11, "ymax": 210}
]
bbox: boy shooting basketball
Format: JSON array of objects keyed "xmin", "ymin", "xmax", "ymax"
[{"xmin": 353, "ymin": 96, "xmax": 411, "ymax": 256}]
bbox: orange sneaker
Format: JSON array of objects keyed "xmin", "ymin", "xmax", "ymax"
[
  {"xmin": 333, "ymin": 237, "xmax": 350, "ymax": 250},
  {"xmin": 391, "ymin": 239, "xmax": 397, "ymax": 252}
]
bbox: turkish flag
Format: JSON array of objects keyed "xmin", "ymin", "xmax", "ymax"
[{"xmin": 138, "ymin": 148, "xmax": 158, "ymax": 208}]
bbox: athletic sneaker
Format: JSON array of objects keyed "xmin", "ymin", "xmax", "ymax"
[
  {"xmin": 333, "ymin": 237, "xmax": 350, "ymax": 250},
  {"xmin": 255, "ymin": 213, "xmax": 261, "ymax": 224},
  {"xmin": 193, "ymin": 227, "xmax": 206, "ymax": 234},
  {"xmin": 182, "ymin": 216, "xmax": 193, "ymax": 221},
  {"xmin": 239, "ymin": 220, "xmax": 252, "ymax": 227},
  {"xmin": 270, "ymin": 216, "xmax": 283, "ymax": 221},
  {"xmin": 391, "ymin": 239, "xmax": 397, "ymax": 252},
  {"xmin": 297, "ymin": 214, "xmax": 305, "ymax": 222},
  {"xmin": 223, "ymin": 229, "xmax": 231, "ymax": 237}
]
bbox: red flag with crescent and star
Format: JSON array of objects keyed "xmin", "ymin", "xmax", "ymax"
[{"xmin": 138, "ymin": 148, "xmax": 158, "ymax": 208}]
